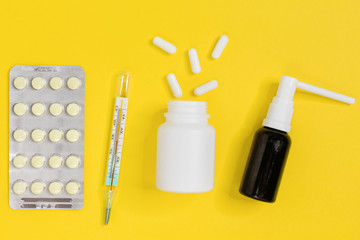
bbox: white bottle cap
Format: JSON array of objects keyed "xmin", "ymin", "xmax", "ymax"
[{"xmin": 263, "ymin": 76, "xmax": 355, "ymax": 133}]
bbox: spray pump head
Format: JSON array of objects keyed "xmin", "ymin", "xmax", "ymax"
[{"xmin": 263, "ymin": 76, "xmax": 355, "ymax": 133}]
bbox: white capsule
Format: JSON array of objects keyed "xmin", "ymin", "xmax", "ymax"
[
  {"xmin": 194, "ymin": 80, "xmax": 219, "ymax": 96},
  {"xmin": 153, "ymin": 37, "xmax": 177, "ymax": 54},
  {"xmin": 167, "ymin": 73, "xmax": 182, "ymax": 98},
  {"xmin": 211, "ymin": 35, "xmax": 229, "ymax": 59},
  {"xmin": 188, "ymin": 49, "xmax": 201, "ymax": 74}
]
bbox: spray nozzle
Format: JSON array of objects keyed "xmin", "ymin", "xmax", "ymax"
[{"xmin": 263, "ymin": 76, "xmax": 355, "ymax": 133}]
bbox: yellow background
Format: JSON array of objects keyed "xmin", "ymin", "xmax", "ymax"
[{"xmin": 1, "ymin": 0, "xmax": 360, "ymax": 239}]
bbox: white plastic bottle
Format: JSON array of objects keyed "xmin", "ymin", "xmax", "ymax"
[{"xmin": 156, "ymin": 101, "xmax": 215, "ymax": 193}]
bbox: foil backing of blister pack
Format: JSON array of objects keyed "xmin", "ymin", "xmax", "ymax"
[{"xmin": 9, "ymin": 65, "xmax": 85, "ymax": 210}]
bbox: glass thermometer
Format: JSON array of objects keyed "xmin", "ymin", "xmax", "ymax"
[{"xmin": 104, "ymin": 72, "xmax": 130, "ymax": 225}]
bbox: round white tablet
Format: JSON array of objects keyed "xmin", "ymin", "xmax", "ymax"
[
  {"xmin": 66, "ymin": 129, "xmax": 81, "ymax": 142},
  {"xmin": 49, "ymin": 103, "xmax": 63, "ymax": 116},
  {"xmin": 31, "ymin": 181, "xmax": 45, "ymax": 195},
  {"xmin": 66, "ymin": 155, "xmax": 80, "ymax": 169},
  {"xmin": 31, "ymin": 155, "xmax": 45, "ymax": 168},
  {"xmin": 13, "ymin": 77, "xmax": 28, "ymax": 90},
  {"xmin": 31, "ymin": 103, "xmax": 46, "ymax": 116},
  {"xmin": 48, "ymin": 129, "xmax": 63, "ymax": 142},
  {"xmin": 13, "ymin": 155, "xmax": 27, "ymax": 168},
  {"xmin": 31, "ymin": 129, "xmax": 46, "ymax": 142},
  {"xmin": 13, "ymin": 103, "xmax": 28, "ymax": 116},
  {"xmin": 48, "ymin": 181, "xmax": 63, "ymax": 195},
  {"xmin": 13, "ymin": 181, "xmax": 28, "ymax": 195},
  {"xmin": 67, "ymin": 77, "xmax": 82, "ymax": 90},
  {"xmin": 31, "ymin": 77, "xmax": 45, "ymax": 90},
  {"xmin": 48, "ymin": 155, "xmax": 63, "ymax": 168},
  {"xmin": 13, "ymin": 129, "xmax": 27, "ymax": 142},
  {"xmin": 49, "ymin": 77, "xmax": 63, "ymax": 90},
  {"xmin": 66, "ymin": 103, "xmax": 81, "ymax": 116},
  {"xmin": 66, "ymin": 181, "xmax": 80, "ymax": 195}
]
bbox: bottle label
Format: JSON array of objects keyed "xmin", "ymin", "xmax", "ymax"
[{"xmin": 105, "ymin": 97, "xmax": 128, "ymax": 186}]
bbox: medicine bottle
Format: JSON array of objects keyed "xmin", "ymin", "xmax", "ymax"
[
  {"xmin": 240, "ymin": 76, "xmax": 355, "ymax": 202},
  {"xmin": 156, "ymin": 101, "xmax": 215, "ymax": 193}
]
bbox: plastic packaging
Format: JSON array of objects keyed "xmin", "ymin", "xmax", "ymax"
[
  {"xmin": 240, "ymin": 76, "xmax": 355, "ymax": 202},
  {"xmin": 9, "ymin": 65, "xmax": 84, "ymax": 210},
  {"xmin": 156, "ymin": 101, "xmax": 215, "ymax": 193}
]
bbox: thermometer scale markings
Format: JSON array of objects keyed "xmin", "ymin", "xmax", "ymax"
[{"xmin": 106, "ymin": 97, "xmax": 128, "ymax": 187}]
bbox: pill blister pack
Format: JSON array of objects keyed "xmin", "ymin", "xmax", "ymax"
[{"xmin": 9, "ymin": 65, "xmax": 85, "ymax": 210}]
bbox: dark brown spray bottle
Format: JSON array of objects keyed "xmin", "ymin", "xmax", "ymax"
[{"xmin": 240, "ymin": 76, "xmax": 355, "ymax": 202}]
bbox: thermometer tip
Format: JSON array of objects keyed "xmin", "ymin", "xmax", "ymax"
[{"xmin": 105, "ymin": 208, "xmax": 111, "ymax": 225}]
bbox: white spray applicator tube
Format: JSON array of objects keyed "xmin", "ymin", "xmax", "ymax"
[{"xmin": 263, "ymin": 76, "xmax": 355, "ymax": 133}]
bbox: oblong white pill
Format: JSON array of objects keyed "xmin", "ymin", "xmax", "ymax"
[
  {"xmin": 153, "ymin": 36, "xmax": 176, "ymax": 54},
  {"xmin": 188, "ymin": 49, "xmax": 201, "ymax": 74},
  {"xmin": 194, "ymin": 80, "xmax": 219, "ymax": 96},
  {"xmin": 167, "ymin": 73, "xmax": 182, "ymax": 98},
  {"xmin": 211, "ymin": 35, "xmax": 229, "ymax": 59}
]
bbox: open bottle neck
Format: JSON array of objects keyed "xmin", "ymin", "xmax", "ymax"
[{"xmin": 165, "ymin": 101, "xmax": 209, "ymax": 124}]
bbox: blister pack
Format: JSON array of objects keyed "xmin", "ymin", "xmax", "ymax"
[{"xmin": 9, "ymin": 65, "xmax": 85, "ymax": 210}]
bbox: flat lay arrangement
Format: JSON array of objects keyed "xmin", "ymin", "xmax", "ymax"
[
  {"xmin": 9, "ymin": 53, "xmax": 355, "ymax": 209},
  {"xmin": 2, "ymin": 1, "xmax": 360, "ymax": 240}
]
